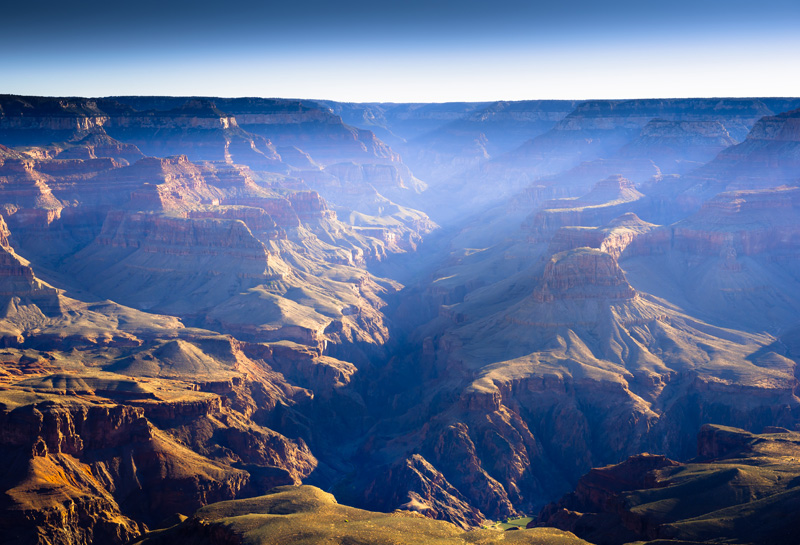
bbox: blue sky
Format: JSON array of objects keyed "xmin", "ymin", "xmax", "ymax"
[{"xmin": 3, "ymin": 0, "xmax": 800, "ymax": 101}]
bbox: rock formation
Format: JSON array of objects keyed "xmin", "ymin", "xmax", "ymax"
[
  {"xmin": 547, "ymin": 213, "xmax": 657, "ymax": 259},
  {"xmin": 536, "ymin": 425, "xmax": 800, "ymax": 545},
  {"xmin": 3, "ymin": 93, "xmax": 800, "ymax": 545},
  {"xmin": 526, "ymin": 176, "xmax": 645, "ymax": 240},
  {"xmin": 693, "ymin": 107, "xmax": 800, "ymax": 191},
  {"xmin": 533, "ymin": 248, "xmax": 636, "ymax": 302},
  {"xmin": 621, "ymin": 185, "xmax": 800, "ymax": 331}
]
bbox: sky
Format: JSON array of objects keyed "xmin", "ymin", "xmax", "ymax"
[{"xmin": 2, "ymin": 0, "xmax": 800, "ymax": 102}]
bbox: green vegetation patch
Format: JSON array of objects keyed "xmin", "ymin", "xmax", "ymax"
[{"xmin": 134, "ymin": 486, "xmax": 592, "ymax": 545}]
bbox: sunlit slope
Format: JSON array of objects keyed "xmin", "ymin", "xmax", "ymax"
[{"xmin": 134, "ymin": 485, "xmax": 594, "ymax": 545}]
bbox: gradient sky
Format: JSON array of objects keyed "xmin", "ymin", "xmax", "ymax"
[{"xmin": 2, "ymin": 0, "xmax": 799, "ymax": 102}]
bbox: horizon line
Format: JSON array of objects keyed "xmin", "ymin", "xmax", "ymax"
[{"xmin": 4, "ymin": 92, "xmax": 800, "ymax": 105}]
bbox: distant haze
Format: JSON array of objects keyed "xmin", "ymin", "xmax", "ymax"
[{"xmin": 3, "ymin": 0, "xmax": 800, "ymax": 101}]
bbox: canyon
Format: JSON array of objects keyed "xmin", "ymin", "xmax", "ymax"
[{"xmin": 1, "ymin": 94, "xmax": 800, "ymax": 545}]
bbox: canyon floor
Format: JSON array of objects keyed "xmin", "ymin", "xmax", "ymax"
[{"xmin": 1, "ymin": 94, "xmax": 799, "ymax": 544}]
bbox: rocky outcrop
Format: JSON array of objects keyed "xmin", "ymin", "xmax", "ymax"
[
  {"xmin": 53, "ymin": 130, "xmax": 145, "ymax": 164},
  {"xmin": 0, "ymin": 217, "xmax": 63, "ymax": 340},
  {"xmin": 695, "ymin": 423, "xmax": 760, "ymax": 459},
  {"xmin": 92, "ymin": 211, "xmax": 274, "ymax": 261},
  {"xmin": 579, "ymin": 175, "xmax": 643, "ymax": 204},
  {"xmin": 188, "ymin": 206, "xmax": 287, "ymax": 240},
  {"xmin": 669, "ymin": 186, "xmax": 800, "ymax": 256},
  {"xmin": 533, "ymin": 453, "xmax": 681, "ymax": 544},
  {"xmin": 617, "ymin": 185, "xmax": 800, "ymax": 331},
  {"xmin": 423, "ymin": 418, "xmax": 533, "ymax": 521},
  {"xmin": 0, "ymin": 155, "xmax": 223, "ymax": 266},
  {"xmin": 65, "ymin": 210, "xmax": 289, "ymax": 315},
  {"xmin": 134, "ymin": 388, "xmax": 317, "ymax": 488},
  {"xmin": 746, "ymin": 108, "xmax": 800, "ymax": 141},
  {"xmin": 483, "ymin": 99, "xmax": 752, "ymax": 186},
  {"xmin": 362, "ymin": 454, "xmax": 485, "ymax": 529},
  {"xmin": 287, "ymin": 191, "xmax": 337, "ymax": 223},
  {"xmin": 267, "ymin": 343, "xmax": 357, "ymax": 395},
  {"xmin": 536, "ymin": 426, "xmax": 800, "ymax": 545},
  {"xmin": 0, "ymin": 158, "xmax": 63, "ymax": 230},
  {"xmin": 221, "ymin": 194, "xmax": 303, "ymax": 229},
  {"xmin": 0, "ymin": 399, "xmax": 150, "ymax": 455},
  {"xmin": 527, "ymin": 176, "xmax": 644, "ymax": 240},
  {"xmin": 0, "ymin": 219, "xmax": 41, "ymax": 293},
  {"xmin": 123, "ymin": 155, "xmax": 222, "ymax": 211},
  {"xmin": 680, "ymin": 108, "xmax": 800, "ymax": 201},
  {"xmin": 572, "ymin": 453, "xmax": 679, "ymax": 501},
  {"xmin": 210, "ymin": 184, "xmax": 336, "ymax": 230},
  {"xmin": 0, "ymin": 215, "xmax": 12, "ymax": 249},
  {"xmin": 534, "ymin": 248, "xmax": 636, "ymax": 302},
  {"xmin": 548, "ymin": 213, "xmax": 658, "ymax": 259},
  {"xmin": 0, "ymin": 396, "xmax": 247, "ymax": 545},
  {"xmin": 0, "ymin": 364, "xmax": 319, "ymax": 544},
  {"xmin": 109, "ymin": 96, "xmax": 400, "ymax": 167}
]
